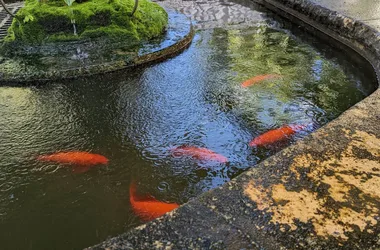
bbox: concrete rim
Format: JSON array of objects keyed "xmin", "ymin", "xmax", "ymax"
[{"xmin": 260, "ymin": 0, "xmax": 380, "ymax": 86}]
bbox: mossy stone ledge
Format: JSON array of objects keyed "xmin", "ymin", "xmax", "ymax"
[
  {"xmin": 3, "ymin": 0, "xmax": 168, "ymax": 46},
  {"xmin": 0, "ymin": 3, "xmax": 194, "ymax": 82}
]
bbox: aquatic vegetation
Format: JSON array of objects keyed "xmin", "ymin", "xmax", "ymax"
[
  {"xmin": 2, "ymin": 0, "xmax": 168, "ymax": 45},
  {"xmin": 205, "ymin": 27, "xmax": 370, "ymax": 131},
  {"xmin": 129, "ymin": 182, "xmax": 179, "ymax": 221}
]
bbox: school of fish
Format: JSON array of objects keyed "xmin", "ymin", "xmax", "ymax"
[{"xmin": 35, "ymin": 73, "xmax": 309, "ymax": 222}]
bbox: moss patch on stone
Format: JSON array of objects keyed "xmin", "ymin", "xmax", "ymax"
[{"xmin": 3, "ymin": 0, "xmax": 168, "ymax": 45}]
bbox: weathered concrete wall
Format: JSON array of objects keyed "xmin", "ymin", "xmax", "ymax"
[
  {"xmin": 88, "ymin": 0, "xmax": 380, "ymax": 249},
  {"xmin": 310, "ymin": 0, "xmax": 380, "ymax": 30}
]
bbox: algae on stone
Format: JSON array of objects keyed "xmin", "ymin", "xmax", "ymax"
[{"xmin": 2, "ymin": 0, "xmax": 168, "ymax": 45}]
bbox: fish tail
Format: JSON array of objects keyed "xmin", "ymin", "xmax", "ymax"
[
  {"xmin": 241, "ymin": 80, "xmax": 253, "ymax": 88},
  {"xmin": 292, "ymin": 123, "xmax": 308, "ymax": 131},
  {"xmin": 37, "ymin": 155, "xmax": 50, "ymax": 161}
]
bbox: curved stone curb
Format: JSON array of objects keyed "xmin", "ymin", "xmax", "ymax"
[
  {"xmin": 87, "ymin": 0, "xmax": 380, "ymax": 249},
  {"xmin": 0, "ymin": 9, "xmax": 194, "ymax": 83},
  {"xmin": 260, "ymin": 0, "xmax": 380, "ymax": 82}
]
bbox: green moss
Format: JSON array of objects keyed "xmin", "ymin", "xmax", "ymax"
[{"xmin": 3, "ymin": 0, "xmax": 168, "ymax": 45}]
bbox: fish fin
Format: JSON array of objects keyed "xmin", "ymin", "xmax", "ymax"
[
  {"xmin": 129, "ymin": 181, "xmax": 138, "ymax": 202},
  {"xmin": 36, "ymin": 155, "xmax": 49, "ymax": 161},
  {"xmin": 291, "ymin": 124, "xmax": 308, "ymax": 131}
]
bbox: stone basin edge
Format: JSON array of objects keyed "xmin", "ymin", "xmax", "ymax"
[
  {"xmin": 0, "ymin": 10, "xmax": 194, "ymax": 83},
  {"xmin": 88, "ymin": 0, "xmax": 380, "ymax": 249}
]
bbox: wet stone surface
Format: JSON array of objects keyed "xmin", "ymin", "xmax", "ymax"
[
  {"xmin": 154, "ymin": 0, "xmax": 267, "ymax": 29},
  {"xmin": 310, "ymin": 0, "xmax": 380, "ymax": 30}
]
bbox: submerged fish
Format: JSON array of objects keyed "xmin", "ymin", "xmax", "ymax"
[
  {"xmin": 249, "ymin": 124, "xmax": 307, "ymax": 147},
  {"xmin": 170, "ymin": 145, "xmax": 228, "ymax": 163},
  {"xmin": 129, "ymin": 182, "xmax": 179, "ymax": 221},
  {"xmin": 241, "ymin": 74, "xmax": 282, "ymax": 88},
  {"xmin": 37, "ymin": 151, "xmax": 109, "ymax": 167}
]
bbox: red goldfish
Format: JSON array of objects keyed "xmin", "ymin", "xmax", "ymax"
[
  {"xmin": 170, "ymin": 145, "xmax": 228, "ymax": 163},
  {"xmin": 249, "ymin": 124, "xmax": 306, "ymax": 147},
  {"xmin": 241, "ymin": 74, "xmax": 282, "ymax": 88},
  {"xmin": 37, "ymin": 151, "xmax": 108, "ymax": 171},
  {"xmin": 129, "ymin": 182, "xmax": 179, "ymax": 221}
]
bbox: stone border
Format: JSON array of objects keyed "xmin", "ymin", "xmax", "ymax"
[
  {"xmin": 87, "ymin": 0, "xmax": 380, "ymax": 249},
  {"xmin": 259, "ymin": 0, "xmax": 380, "ymax": 83},
  {"xmin": 0, "ymin": 10, "xmax": 194, "ymax": 83}
]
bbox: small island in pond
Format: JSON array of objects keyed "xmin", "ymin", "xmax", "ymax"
[
  {"xmin": 0, "ymin": 0, "xmax": 194, "ymax": 82},
  {"xmin": 2, "ymin": 0, "xmax": 168, "ymax": 46}
]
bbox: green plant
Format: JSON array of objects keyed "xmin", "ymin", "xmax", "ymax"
[
  {"xmin": 3, "ymin": 0, "xmax": 168, "ymax": 45},
  {"xmin": 23, "ymin": 14, "xmax": 35, "ymax": 23}
]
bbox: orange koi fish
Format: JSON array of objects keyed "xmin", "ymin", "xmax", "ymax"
[
  {"xmin": 37, "ymin": 151, "xmax": 108, "ymax": 167},
  {"xmin": 241, "ymin": 74, "xmax": 282, "ymax": 88},
  {"xmin": 170, "ymin": 145, "xmax": 228, "ymax": 163},
  {"xmin": 129, "ymin": 182, "xmax": 179, "ymax": 221},
  {"xmin": 249, "ymin": 124, "xmax": 306, "ymax": 147}
]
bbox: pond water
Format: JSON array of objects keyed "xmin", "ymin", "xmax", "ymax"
[{"xmin": 0, "ymin": 6, "xmax": 377, "ymax": 250}]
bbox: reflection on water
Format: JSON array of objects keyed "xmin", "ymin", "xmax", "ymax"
[{"xmin": 0, "ymin": 24, "xmax": 376, "ymax": 249}]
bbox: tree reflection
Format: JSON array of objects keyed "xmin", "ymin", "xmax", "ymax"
[{"xmin": 206, "ymin": 25, "xmax": 366, "ymax": 130}]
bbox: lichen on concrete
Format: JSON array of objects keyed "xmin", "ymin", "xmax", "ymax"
[{"xmin": 244, "ymin": 129, "xmax": 380, "ymax": 241}]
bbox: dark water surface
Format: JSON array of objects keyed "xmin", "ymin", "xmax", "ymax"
[{"xmin": 0, "ymin": 20, "xmax": 377, "ymax": 250}]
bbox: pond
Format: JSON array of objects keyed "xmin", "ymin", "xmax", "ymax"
[{"xmin": 0, "ymin": 1, "xmax": 377, "ymax": 249}]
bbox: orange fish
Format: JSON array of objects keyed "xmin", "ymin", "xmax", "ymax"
[
  {"xmin": 241, "ymin": 74, "xmax": 282, "ymax": 88},
  {"xmin": 249, "ymin": 124, "xmax": 306, "ymax": 147},
  {"xmin": 37, "ymin": 151, "xmax": 109, "ymax": 171},
  {"xmin": 170, "ymin": 145, "xmax": 228, "ymax": 163},
  {"xmin": 129, "ymin": 182, "xmax": 179, "ymax": 221}
]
